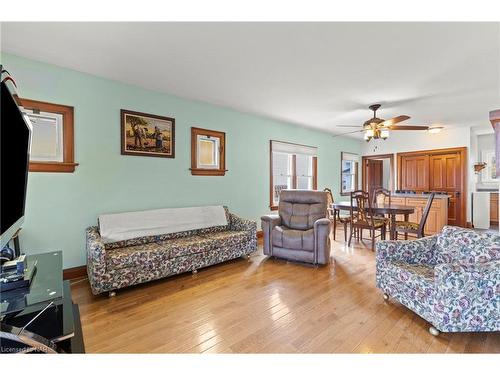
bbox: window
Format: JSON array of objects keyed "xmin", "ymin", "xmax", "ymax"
[
  {"xmin": 341, "ymin": 152, "xmax": 359, "ymax": 195},
  {"xmin": 270, "ymin": 140, "xmax": 318, "ymax": 209},
  {"xmin": 19, "ymin": 98, "xmax": 77, "ymax": 173},
  {"xmin": 481, "ymin": 150, "xmax": 498, "ymax": 182},
  {"xmin": 190, "ymin": 127, "xmax": 226, "ymax": 176}
]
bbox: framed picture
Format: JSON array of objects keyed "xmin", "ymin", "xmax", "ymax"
[
  {"xmin": 190, "ymin": 127, "xmax": 227, "ymax": 176},
  {"xmin": 121, "ymin": 109, "xmax": 175, "ymax": 158}
]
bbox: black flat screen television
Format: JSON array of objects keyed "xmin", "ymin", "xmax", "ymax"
[{"xmin": 1, "ymin": 74, "xmax": 33, "ymax": 249}]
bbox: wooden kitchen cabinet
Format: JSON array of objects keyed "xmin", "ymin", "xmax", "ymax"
[
  {"xmin": 397, "ymin": 147, "xmax": 466, "ymax": 227},
  {"xmin": 399, "ymin": 155, "xmax": 429, "ymax": 191},
  {"xmin": 490, "ymin": 193, "xmax": 499, "ymax": 225}
]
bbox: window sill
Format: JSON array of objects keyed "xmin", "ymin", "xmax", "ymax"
[
  {"xmin": 190, "ymin": 168, "xmax": 228, "ymax": 176},
  {"xmin": 29, "ymin": 161, "xmax": 79, "ymax": 173}
]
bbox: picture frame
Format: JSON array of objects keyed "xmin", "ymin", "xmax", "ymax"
[
  {"xmin": 190, "ymin": 127, "xmax": 227, "ymax": 176},
  {"xmin": 121, "ymin": 109, "xmax": 175, "ymax": 158}
]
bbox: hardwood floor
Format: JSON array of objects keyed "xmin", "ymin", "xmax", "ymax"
[{"xmin": 71, "ymin": 230, "xmax": 500, "ymax": 353}]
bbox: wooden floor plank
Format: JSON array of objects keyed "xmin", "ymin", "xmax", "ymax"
[{"xmin": 71, "ymin": 229, "xmax": 500, "ymax": 353}]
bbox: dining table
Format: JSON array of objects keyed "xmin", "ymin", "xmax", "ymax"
[{"xmin": 331, "ymin": 201, "xmax": 415, "ymax": 240}]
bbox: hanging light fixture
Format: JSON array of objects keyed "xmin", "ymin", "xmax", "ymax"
[
  {"xmin": 428, "ymin": 126, "xmax": 444, "ymax": 134},
  {"xmin": 380, "ymin": 129, "xmax": 390, "ymax": 140}
]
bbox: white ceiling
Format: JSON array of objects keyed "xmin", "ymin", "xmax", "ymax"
[{"xmin": 2, "ymin": 22, "xmax": 499, "ymax": 137}]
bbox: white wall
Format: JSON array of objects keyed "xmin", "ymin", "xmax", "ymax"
[{"xmin": 361, "ymin": 126, "xmax": 472, "ymax": 222}]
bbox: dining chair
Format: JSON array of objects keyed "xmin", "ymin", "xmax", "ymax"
[
  {"xmin": 348, "ymin": 190, "xmax": 387, "ymax": 251},
  {"xmin": 324, "ymin": 188, "xmax": 351, "ymax": 242},
  {"xmin": 394, "ymin": 193, "xmax": 435, "ymax": 239},
  {"xmin": 371, "ymin": 187, "xmax": 392, "ymax": 230},
  {"xmin": 372, "ymin": 187, "xmax": 391, "ymax": 206}
]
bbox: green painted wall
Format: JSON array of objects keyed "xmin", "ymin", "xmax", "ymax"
[{"xmin": 1, "ymin": 53, "xmax": 361, "ymax": 268}]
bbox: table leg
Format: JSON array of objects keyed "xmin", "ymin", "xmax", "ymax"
[
  {"xmin": 390, "ymin": 214, "xmax": 396, "ymax": 240},
  {"xmin": 333, "ymin": 209, "xmax": 338, "ymax": 240},
  {"xmin": 404, "ymin": 214, "xmax": 409, "ymax": 240}
]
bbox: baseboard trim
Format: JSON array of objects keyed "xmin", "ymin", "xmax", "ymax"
[
  {"xmin": 466, "ymin": 222, "xmax": 473, "ymax": 228},
  {"xmin": 63, "ymin": 265, "xmax": 87, "ymax": 280},
  {"xmin": 257, "ymin": 230, "xmax": 263, "ymax": 238}
]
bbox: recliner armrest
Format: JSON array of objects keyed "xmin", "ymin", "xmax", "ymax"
[
  {"xmin": 261, "ymin": 215, "xmax": 281, "ymax": 255},
  {"xmin": 261, "ymin": 214, "xmax": 281, "ymax": 226},
  {"xmin": 314, "ymin": 218, "xmax": 331, "ymax": 228},
  {"xmin": 314, "ymin": 218, "xmax": 331, "ymax": 265}
]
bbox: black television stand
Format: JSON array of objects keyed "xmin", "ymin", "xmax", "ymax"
[{"xmin": 0, "ymin": 251, "xmax": 84, "ymax": 353}]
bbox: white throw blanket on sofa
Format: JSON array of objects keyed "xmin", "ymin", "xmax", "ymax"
[{"xmin": 98, "ymin": 205, "xmax": 228, "ymax": 244}]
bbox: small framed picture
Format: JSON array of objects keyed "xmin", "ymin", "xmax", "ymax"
[
  {"xmin": 121, "ymin": 109, "xmax": 175, "ymax": 158},
  {"xmin": 190, "ymin": 127, "xmax": 227, "ymax": 176}
]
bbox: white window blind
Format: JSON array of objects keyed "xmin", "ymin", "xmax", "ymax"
[
  {"xmin": 271, "ymin": 141, "xmax": 317, "ymax": 156},
  {"xmin": 22, "ymin": 109, "xmax": 64, "ymax": 162}
]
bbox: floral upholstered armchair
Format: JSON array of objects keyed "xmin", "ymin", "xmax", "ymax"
[{"xmin": 376, "ymin": 226, "xmax": 500, "ymax": 336}]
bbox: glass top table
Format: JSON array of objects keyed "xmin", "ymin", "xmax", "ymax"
[{"xmin": 1, "ymin": 251, "xmax": 63, "ymax": 316}]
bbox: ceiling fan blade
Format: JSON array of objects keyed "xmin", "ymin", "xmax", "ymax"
[
  {"xmin": 335, "ymin": 125, "xmax": 362, "ymax": 128},
  {"xmin": 332, "ymin": 130, "xmax": 364, "ymax": 138},
  {"xmin": 379, "ymin": 115, "xmax": 410, "ymax": 127},
  {"xmin": 390, "ymin": 125, "xmax": 429, "ymax": 130}
]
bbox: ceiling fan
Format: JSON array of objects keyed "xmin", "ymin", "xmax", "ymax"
[{"xmin": 332, "ymin": 104, "xmax": 430, "ymax": 141}]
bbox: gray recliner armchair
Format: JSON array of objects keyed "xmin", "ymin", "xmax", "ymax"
[{"xmin": 261, "ymin": 190, "xmax": 331, "ymax": 265}]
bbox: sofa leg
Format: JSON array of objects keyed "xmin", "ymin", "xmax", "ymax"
[
  {"xmin": 242, "ymin": 254, "xmax": 251, "ymax": 261},
  {"xmin": 192, "ymin": 269, "xmax": 198, "ymax": 275},
  {"xmin": 383, "ymin": 293, "xmax": 389, "ymax": 302},
  {"xmin": 109, "ymin": 291, "xmax": 116, "ymax": 298},
  {"xmin": 429, "ymin": 326, "xmax": 440, "ymax": 336}
]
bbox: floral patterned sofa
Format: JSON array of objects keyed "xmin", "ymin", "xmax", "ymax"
[
  {"xmin": 376, "ymin": 225, "xmax": 500, "ymax": 335},
  {"xmin": 86, "ymin": 207, "xmax": 257, "ymax": 295}
]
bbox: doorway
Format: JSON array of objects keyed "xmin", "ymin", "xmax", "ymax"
[{"xmin": 362, "ymin": 154, "xmax": 394, "ymax": 196}]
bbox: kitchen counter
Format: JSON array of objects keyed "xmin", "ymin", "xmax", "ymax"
[
  {"xmin": 391, "ymin": 193, "xmax": 450, "ymax": 199},
  {"xmin": 390, "ymin": 194, "xmax": 449, "ymax": 235}
]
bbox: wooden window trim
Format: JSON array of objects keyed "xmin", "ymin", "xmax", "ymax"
[
  {"xmin": 190, "ymin": 127, "xmax": 227, "ymax": 176},
  {"xmin": 19, "ymin": 98, "xmax": 78, "ymax": 173},
  {"xmin": 269, "ymin": 140, "xmax": 318, "ymax": 210}
]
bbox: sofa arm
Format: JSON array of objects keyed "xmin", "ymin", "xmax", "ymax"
[
  {"xmin": 376, "ymin": 235, "xmax": 438, "ymax": 265},
  {"xmin": 86, "ymin": 226, "xmax": 106, "ymax": 264},
  {"xmin": 435, "ymin": 260, "xmax": 500, "ymax": 286},
  {"xmin": 229, "ymin": 212, "xmax": 257, "ymax": 234},
  {"xmin": 86, "ymin": 226, "xmax": 107, "ymax": 293},
  {"xmin": 314, "ymin": 218, "xmax": 331, "ymax": 265},
  {"xmin": 261, "ymin": 214, "xmax": 281, "ymax": 255},
  {"xmin": 433, "ymin": 260, "xmax": 500, "ymax": 331}
]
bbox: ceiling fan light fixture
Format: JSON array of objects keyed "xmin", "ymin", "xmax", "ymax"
[
  {"xmin": 380, "ymin": 129, "xmax": 390, "ymax": 140},
  {"xmin": 366, "ymin": 129, "xmax": 375, "ymax": 137},
  {"xmin": 364, "ymin": 133, "xmax": 371, "ymax": 142},
  {"xmin": 428, "ymin": 126, "xmax": 444, "ymax": 134}
]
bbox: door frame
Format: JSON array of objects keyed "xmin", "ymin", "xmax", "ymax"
[
  {"xmin": 396, "ymin": 146, "xmax": 467, "ymax": 227},
  {"xmin": 361, "ymin": 153, "xmax": 395, "ymax": 193}
]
